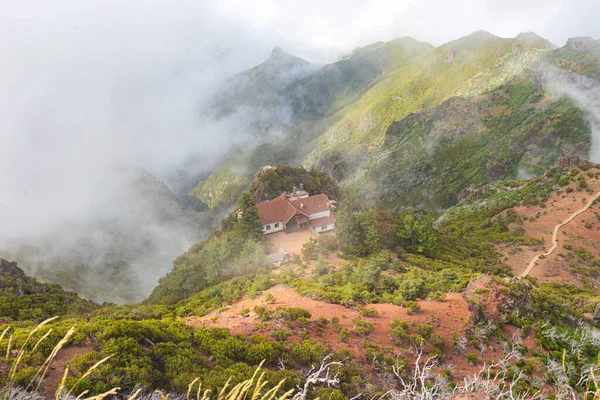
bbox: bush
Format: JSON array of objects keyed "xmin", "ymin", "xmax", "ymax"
[
  {"xmin": 272, "ymin": 329, "xmax": 291, "ymax": 342},
  {"xmin": 318, "ymin": 235, "xmax": 339, "ymax": 252},
  {"xmin": 302, "ymin": 238, "xmax": 321, "ymax": 261},
  {"xmin": 351, "ymin": 317, "xmax": 374, "ymax": 336},
  {"xmin": 466, "ymin": 353, "xmax": 478, "ymax": 365},
  {"xmin": 358, "ymin": 306, "xmax": 379, "ymax": 317},
  {"xmin": 340, "ymin": 327, "xmax": 349, "ymax": 343},
  {"xmin": 264, "ymin": 293, "xmax": 276, "ymax": 304},
  {"xmin": 416, "ymin": 323, "xmax": 433, "ymax": 339},
  {"xmin": 405, "ymin": 301, "xmax": 421, "ymax": 315},
  {"xmin": 273, "ymin": 307, "xmax": 312, "ymax": 321},
  {"xmin": 389, "ymin": 317, "xmax": 410, "ymax": 344}
]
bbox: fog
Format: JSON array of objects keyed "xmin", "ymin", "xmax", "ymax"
[
  {"xmin": 535, "ymin": 63, "xmax": 600, "ymax": 162},
  {"xmin": 1, "ymin": 0, "xmax": 600, "ymax": 302}
]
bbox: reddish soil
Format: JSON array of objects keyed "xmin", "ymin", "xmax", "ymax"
[
  {"xmin": 184, "ymin": 285, "xmax": 518, "ymax": 379},
  {"xmin": 42, "ymin": 346, "xmax": 93, "ymax": 398},
  {"xmin": 497, "ymin": 171, "xmax": 600, "ymax": 285}
]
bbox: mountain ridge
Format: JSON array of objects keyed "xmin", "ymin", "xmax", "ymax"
[{"xmin": 192, "ymin": 30, "xmax": 598, "ymax": 213}]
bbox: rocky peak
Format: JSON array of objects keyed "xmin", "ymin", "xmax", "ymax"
[
  {"xmin": 271, "ymin": 46, "xmax": 287, "ymax": 58},
  {"xmin": 0, "ymin": 258, "xmax": 25, "ymax": 279},
  {"xmin": 515, "ymin": 31, "xmax": 555, "ymax": 49},
  {"xmin": 565, "ymin": 37, "xmax": 599, "ymax": 53},
  {"xmin": 268, "ymin": 46, "xmax": 307, "ymax": 65}
]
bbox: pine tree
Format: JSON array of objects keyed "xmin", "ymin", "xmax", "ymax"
[
  {"xmin": 363, "ymin": 210, "xmax": 381, "ymax": 255},
  {"xmin": 235, "ymin": 192, "xmax": 264, "ymax": 242}
]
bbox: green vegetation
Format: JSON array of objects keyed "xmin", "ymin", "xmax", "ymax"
[
  {"xmin": 147, "ymin": 192, "xmax": 267, "ymax": 304},
  {"xmin": 250, "ymin": 165, "xmax": 339, "ymax": 203},
  {"xmin": 6, "ymin": 32, "xmax": 600, "ymax": 400},
  {"xmin": 336, "ymin": 206, "xmax": 380, "ymax": 257},
  {"xmin": 0, "ymin": 316, "xmax": 374, "ymax": 398},
  {"xmin": 192, "ymin": 33, "xmax": 589, "ymax": 213},
  {"xmin": 0, "ymin": 264, "xmax": 98, "ymax": 322}
]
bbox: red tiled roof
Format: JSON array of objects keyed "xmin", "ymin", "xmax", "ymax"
[
  {"xmin": 309, "ymin": 215, "xmax": 336, "ymax": 228},
  {"xmin": 289, "ymin": 193, "xmax": 330, "ymax": 215},
  {"xmin": 257, "ymin": 193, "xmax": 332, "ymax": 225},
  {"xmin": 256, "ymin": 196, "xmax": 307, "ymax": 225}
]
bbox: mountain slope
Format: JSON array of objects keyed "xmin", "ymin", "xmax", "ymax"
[
  {"xmin": 1, "ymin": 167, "xmax": 209, "ymax": 304},
  {"xmin": 0, "ymin": 258, "xmax": 97, "ymax": 321},
  {"xmin": 192, "ymin": 31, "xmax": 593, "ymax": 213},
  {"xmin": 358, "ymin": 74, "xmax": 590, "ymax": 209},
  {"xmin": 305, "ymin": 31, "xmax": 555, "ymax": 179}
]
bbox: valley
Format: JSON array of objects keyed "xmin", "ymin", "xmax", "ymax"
[{"xmin": 3, "ymin": 27, "xmax": 600, "ymax": 400}]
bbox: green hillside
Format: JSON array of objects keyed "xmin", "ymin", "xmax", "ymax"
[{"xmin": 192, "ymin": 31, "xmax": 597, "ymax": 213}]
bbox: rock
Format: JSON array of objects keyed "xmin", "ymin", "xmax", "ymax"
[
  {"xmin": 556, "ymin": 155, "xmax": 593, "ymax": 170},
  {"xmin": 442, "ymin": 47, "xmax": 456, "ymax": 63},
  {"xmin": 593, "ymin": 303, "xmax": 600, "ymax": 323},
  {"xmin": 565, "ymin": 37, "xmax": 599, "ymax": 54},
  {"xmin": 0, "ymin": 259, "xmax": 25, "ymax": 279}
]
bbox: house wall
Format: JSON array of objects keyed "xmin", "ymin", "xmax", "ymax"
[
  {"xmin": 308, "ymin": 210, "xmax": 330, "ymax": 220},
  {"xmin": 285, "ymin": 218, "xmax": 301, "ymax": 233},
  {"xmin": 262, "ymin": 222, "xmax": 284, "ymax": 234},
  {"xmin": 314, "ymin": 223, "xmax": 335, "ymax": 233}
]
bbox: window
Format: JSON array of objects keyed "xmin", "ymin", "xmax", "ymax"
[
  {"xmin": 274, "ymin": 223, "xmax": 279, "ymax": 228},
  {"xmin": 265, "ymin": 225, "xmax": 271, "ymax": 230},
  {"xmin": 321, "ymin": 225, "xmax": 327, "ymax": 230}
]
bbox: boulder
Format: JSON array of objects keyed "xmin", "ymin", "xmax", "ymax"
[{"xmin": 0, "ymin": 259, "xmax": 25, "ymax": 279}]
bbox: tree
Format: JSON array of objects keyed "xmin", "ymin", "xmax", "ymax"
[
  {"xmin": 337, "ymin": 206, "xmax": 381, "ymax": 258},
  {"xmin": 363, "ymin": 210, "xmax": 381, "ymax": 255},
  {"xmin": 235, "ymin": 192, "xmax": 264, "ymax": 242},
  {"xmin": 396, "ymin": 212, "xmax": 439, "ymax": 257}
]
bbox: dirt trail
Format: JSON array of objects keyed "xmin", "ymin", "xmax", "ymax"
[
  {"xmin": 42, "ymin": 346, "xmax": 93, "ymax": 398},
  {"xmin": 519, "ymin": 190, "xmax": 600, "ymax": 278}
]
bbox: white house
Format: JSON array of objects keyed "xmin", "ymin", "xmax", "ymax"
[{"xmin": 256, "ymin": 192, "xmax": 336, "ymax": 235}]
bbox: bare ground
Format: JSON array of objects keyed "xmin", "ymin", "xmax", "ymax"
[
  {"xmin": 267, "ymin": 230, "xmax": 316, "ymax": 255},
  {"xmin": 184, "ymin": 284, "xmax": 517, "ymax": 379},
  {"xmin": 42, "ymin": 346, "xmax": 93, "ymax": 398},
  {"xmin": 497, "ymin": 171, "xmax": 600, "ymax": 285}
]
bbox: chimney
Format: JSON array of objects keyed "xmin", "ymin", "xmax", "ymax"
[
  {"xmin": 299, "ymin": 183, "xmax": 304, "ymax": 191},
  {"xmin": 300, "ymin": 203, "xmax": 304, "ymax": 209},
  {"xmin": 293, "ymin": 186, "xmax": 297, "ymax": 196}
]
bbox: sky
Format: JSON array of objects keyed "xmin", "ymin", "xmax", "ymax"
[{"xmin": 1, "ymin": 0, "xmax": 599, "ymax": 301}]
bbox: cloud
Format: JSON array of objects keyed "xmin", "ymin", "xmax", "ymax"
[{"xmin": 0, "ymin": 0, "xmax": 599, "ymax": 302}]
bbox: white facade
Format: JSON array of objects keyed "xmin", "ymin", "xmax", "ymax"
[
  {"xmin": 308, "ymin": 210, "xmax": 331, "ymax": 220},
  {"xmin": 262, "ymin": 222, "xmax": 284, "ymax": 234},
  {"xmin": 314, "ymin": 223, "xmax": 335, "ymax": 233}
]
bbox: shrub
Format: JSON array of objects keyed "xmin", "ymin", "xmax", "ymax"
[
  {"xmin": 389, "ymin": 317, "xmax": 410, "ymax": 344},
  {"xmin": 302, "ymin": 238, "xmax": 321, "ymax": 261},
  {"xmin": 405, "ymin": 301, "xmax": 421, "ymax": 315},
  {"xmin": 340, "ymin": 327, "xmax": 349, "ymax": 343},
  {"xmin": 358, "ymin": 306, "xmax": 379, "ymax": 317},
  {"xmin": 466, "ymin": 353, "xmax": 478, "ymax": 365},
  {"xmin": 416, "ymin": 323, "xmax": 433, "ymax": 339},
  {"xmin": 273, "ymin": 307, "xmax": 312, "ymax": 321},
  {"xmin": 272, "ymin": 329, "xmax": 291, "ymax": 342},
  {"xmin": 318, "ymin": 235, "xmax": 339, "ymax": 251},
  {"xmin": 264, "ymin": 293, "xmax": 276, "ymax": 304},
  {"xmin": 427, "ymin": 291, "xmax": 445, "ymax": 302},
  {"xmin": 352, "ymin": 317, "xmax": 374, "ymax": 336}
]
